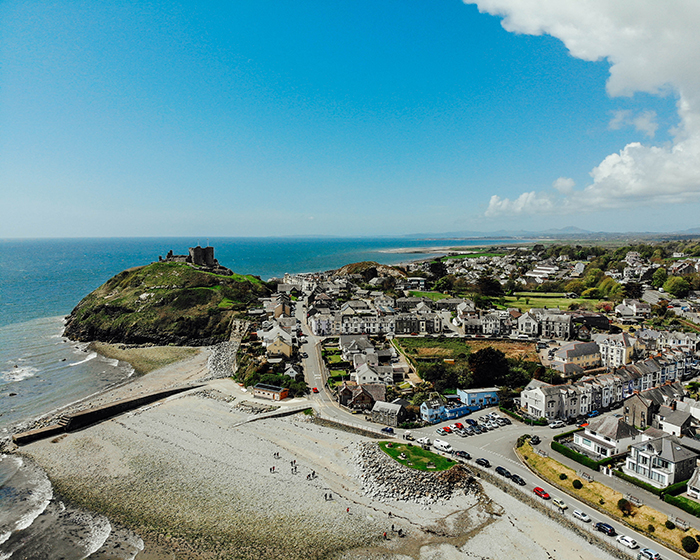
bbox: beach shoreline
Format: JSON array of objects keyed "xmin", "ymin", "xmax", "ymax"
[{"xmin": 13, "ymin": 364, "xmax": 621, "ymax": 560}]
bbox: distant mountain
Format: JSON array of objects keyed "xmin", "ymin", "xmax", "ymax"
[{"xmin": 405, "ymin": 227, "xmax": 700, "ymax": 240}]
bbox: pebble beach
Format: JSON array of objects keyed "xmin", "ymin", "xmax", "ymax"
[{"xmin": 14, "ymin": 349, "xmax": 623, "ymax": 560}]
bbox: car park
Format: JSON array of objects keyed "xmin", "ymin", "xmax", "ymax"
[
  {"xmin": 549, "ymin": 420, "xmax": 566, "ymax": 429},
  {"xmin": 552, "ymin": 498, "xmax": 567, "ymax": 510},
  {"xmin": 572, "ymin": 510, "xmax": 590, "ymax": 522},
  {"xmin": 511, "ymin": 474, "xmax": 526, "ymax": 486},
  {"xmin": 530, "ymin": 435, "xmax": 541, "ymax": 445},
  {"xmin": 594, "ymin": 522, "xmax": 616, "ymax": 536},
  {"xmin": 533, "ymin": 487, "xmax": 550, "ymax": 499},
  {"xmin": 639, "ymin": 548, "xmax": 661, "ymax": 560},
  {"xmin": 495, "ymin": 466, "xmax": 512, "ymax": 478},
  {"xmin": 455, "ymin": 450, "xmax": 471, "ymax": 460},
  {"xmin": 475, "ymin": 458, "xmax": 490, "ymax": 468},
  {"xmin": 616, "ymin": 535, "xmax": 638, "ymax": 549}
]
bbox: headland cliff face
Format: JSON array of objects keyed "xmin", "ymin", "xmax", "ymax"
[{"xmin": 63, "ymin": 261, "xmax": 271, "ymax": 346}]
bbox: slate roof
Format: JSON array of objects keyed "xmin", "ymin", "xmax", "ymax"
[{"xmin": 587, "ymin": 416, "xmax": 639, "ymax": 440}]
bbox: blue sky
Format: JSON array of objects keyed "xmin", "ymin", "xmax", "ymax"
[{"xmin": 2, "ymin": 0, "xmax": 698, "ymax": 238}]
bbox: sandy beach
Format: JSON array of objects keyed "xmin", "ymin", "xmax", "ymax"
[{"xmin": 14, "ymin": 349, "xmax": 622, "ymax": 560}]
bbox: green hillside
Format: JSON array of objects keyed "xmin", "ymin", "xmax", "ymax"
[{"xmin": 63, "ymin": 262, "xmax": 272, "ymax": 346}]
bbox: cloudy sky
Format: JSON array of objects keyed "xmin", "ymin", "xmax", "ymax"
[{"xmin": 2, "ymin": 0, "xmax": 698, "ymax": 238}]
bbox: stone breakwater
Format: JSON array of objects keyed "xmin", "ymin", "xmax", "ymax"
[
  {"xmin": 205, "ymin": 319, "xmax": 249, "ymax": 380},
  {"xmin": 355, "ymin": 442, "xmax": 479, "ymax": 505}
]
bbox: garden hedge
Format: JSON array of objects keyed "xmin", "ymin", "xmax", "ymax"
[{"xmin": 664, "ymin": 494, "xmax": 700, "ymax": 518}]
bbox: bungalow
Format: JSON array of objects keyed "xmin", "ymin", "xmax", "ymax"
[{"xmin": 572, "ymin": 417, "xmax": 640, "ymax": 459}]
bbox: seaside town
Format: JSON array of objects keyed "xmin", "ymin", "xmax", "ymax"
[{"xmin": 8, "ymin": 241, "xmax": 700, "ymax": 560}]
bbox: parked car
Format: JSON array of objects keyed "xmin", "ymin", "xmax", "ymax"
[
  {"xmin": 639, "ymin": 548, "xmax": 661, "ymax": 560},
  {"xmin": 594, "ymin": 522, "xmax": 616, "ymax": 536},
  {"xmin": 436, "ymin": 428, "xmax": 447, "ymax": 436},
  {"xmin": 433, "ymin": 439, "xmax": 453, "ymax": 453},
  {"xmin": 442, "ymin": 426, "xmax": 452, "ymax": 433},
  {"xmin": 616, "ymin": 535, "xmax": 638, "ymax": 549},
  {"xmin": 466, "ymin": 419, "xmax": 477, "ymax": 426},
  {"xmin": 552, "ymin": 498, "xmax": 568, "ymax": 510},
  {"xmin": 511, "ymin": 474, "xmax": 526, "ymax": 486},
  {"xmin": 453, "ymin": 422, "xmax": 464, "ymax": 429},
  {"xmin": 530, "ymin": 435, "xmax": 541, "ymax": 445},
  {"xmin": 312, "ymin": 387, "xmax": 319, "ymax": 393},
  {"xmin": 577, "ymin": 421, "xmax": 589, "ymax": 428},
  {"xmin": 381, "ymin": 427, "xmax": 394, "ymax": 434},
  {"xmin": 416, "ymin": 437, "xmax": 431, "ymax": 446},
  {"xmin": 533, "ymin": 487, "xmax": 550, "ymax": 499},
  {"xmin": 455, "ymin": 450, "xmax": 471, "ymax": 460},
  {"xmin": 549, "ymin": 420, "xmax": 566, "ymax": 429},
  {"xmin": 472, "ymin": 426, "xmax": 483, "ymax": 434},
  {"xmin": 475, "ymin": 458, "xmax": 490, "ymax": 468},
  {"xmin": 572, "ymin": 510, "xmax": 590, "ymax": 522},
  {"xmin": 588, "ymin": 410, "xmax": 600, "ymax": 418},
  {"xmin": 404, "ymin": 433, "xmax": 415, "ymax": 441},
  {"xmin": 456, "ymin": 429, "xmax": 469, "ymax": 437},
  {"xmin": 495, "ymin": 466, "xmax": 512, "ymax": 478}
]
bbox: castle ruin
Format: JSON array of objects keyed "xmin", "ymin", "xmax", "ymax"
[{"xmin": 158, "ymin": 246, "xmax": 233, "ymax": 275}]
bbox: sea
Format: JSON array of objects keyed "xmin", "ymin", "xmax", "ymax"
[{"xmin": 0, "ymin": 236, "xmax": 511, "ymax": 559}]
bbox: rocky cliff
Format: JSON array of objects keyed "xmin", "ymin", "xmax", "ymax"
[{"xmin": 63, "ymin": 262, "xmax": 271, "ymax": 346}]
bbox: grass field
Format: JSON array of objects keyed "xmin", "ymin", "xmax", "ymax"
[
  {"xmin": 379, "ymin": 441, "xmax": 455, "ymax": 471},
  {"xmin": 408, "ymin": 290, "xmax": 450, "ymax": 301},
  {"xmin": 394, "ymin": 337, "xmax": 537, "ymax": 362},
  {"xmin": 501, "ymin": 294, "xmax": 594, "ymax": 312},
  {"xmin": 442, "ymin": 252, "xmax": 507, "ymax": 260},
  {"xmin": 89, "ymin": 342, "xmax": 199, "ymax": 375},
  {"xmin": 518, "ymin": 443, "xmax": 700, "ymax": 553}
]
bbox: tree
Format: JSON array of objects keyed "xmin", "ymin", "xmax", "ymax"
[
  {"xmin": 663, "ymin": 276, "xmax": 690, "ymax": 298},
  {"xmin": 565, "ymin": 280, "xmax": 585, "ymax": 295},
  {"xmin": 617, "ymin": 498, "xmax": 633, "ymax": 516},
  {"xmin": 623, "ymin": 282, "xmax": 643, "ymax": 299},
  {"xmin": 581, "ymin": 288, "xmax": 601, "ymax": 299},
  {"xmin": 468, "ymin": 347, "xmax": 510, "ymax": 387},
  {"xmin": 584, "ymin": 268, "xmax": 605, "ymax": 288},
  {"xmin": 652, "ymin": 268, "xmax": 668, "ymax": 288},
  {"xmin": 476, "ymin": 274, "xmax": 504, "ymax": 297}
]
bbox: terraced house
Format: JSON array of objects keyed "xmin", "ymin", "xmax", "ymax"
[{"xmin": 520, "ymin": 353, "xmax": 689, "ymax": 421}]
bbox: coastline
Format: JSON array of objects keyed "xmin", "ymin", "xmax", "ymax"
[{"xmin": 15, "ymin": 378, "xmax": 621, "ymax": 560}]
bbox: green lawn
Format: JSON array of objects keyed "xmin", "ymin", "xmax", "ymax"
[
  {"xmin": 503, "ymin": 294, "xmax": 596, "ymax": 311},
  {"xmin": 379, "ymin": 441, "xmax": 456, "ymax": 471},
  {"xmin": 394, "ymin": 337, "xmax": 468, "ymax": 360},
  {"xmin": 442, "ymin": 252, "xmax": 506, "ymax": 260},
  {"xmin": 327, "ymin": 354, "xmax": 342, "ymax": 364},
  {"xmin": 408, "ymin": 291, "xmax": 450, "ymax": 301}
]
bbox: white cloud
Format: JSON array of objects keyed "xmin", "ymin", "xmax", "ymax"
[
  {"xmin": 552, "ymin": 177, "xmax": 575, "ymax": 194},
  {"xmin": 485, "ymin": 191, "xmax": 555, "ymax": 216},
  {"xmin": 608, "ymin": 109, "xmax": 658, "ymax": 137},
  {"xmin": 469, "ymin": 0, "xmax": 700, "ymax": 217}
]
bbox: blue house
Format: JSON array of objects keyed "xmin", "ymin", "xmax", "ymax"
[
  {"xmin": 457, "ymin": 387, "xmax": 500, "ymax": 412},
  {"xmin": 420, "ymin": 395, "xmax": 472, "ymax": 423}
]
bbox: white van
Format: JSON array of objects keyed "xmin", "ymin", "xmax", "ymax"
[{"xmin": 433, "ymin": 439, "xmax": 453, "ymax": 453}]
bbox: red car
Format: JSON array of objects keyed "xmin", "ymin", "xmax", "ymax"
[
  {"xmin": 533, "ymin": 487, "xmax": 550, "ymax": 499},
  {"xmin": 442, "ymin": 426, "xmax": 452, "ymax": 433},
  {"xmin": 454, "ymin": 422, "xmax": 464, "ymax": 429},
  {"xmin": 312, "ymin": 387, "xmax": 319, "ymax": 393}
]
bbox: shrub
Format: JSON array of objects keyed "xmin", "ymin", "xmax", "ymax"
[
  {"xmin": 682, "ymin": 536, "xmax": 699, "ymax": 553},
  {"xmin": 665, "ymin": 520, "xmax": 676, "ymax": 530},
  {"xmin": 664, "ymin": 494, "xmax": 700, "ymax": 518},
  {"xmin": 648, "ymin": 525, "xmax": 655, "ymax": 533},
  {"xmin": 617, "ymin": 498, "xmax": 633, "ymax": 516},
  {"xmin": 573, "ymin": 479, "xmax": 583, "ymax": 490},
  {"xmin": 599, "ymin": 499, "xmax": 605, "ymax": 505},
  {"xmin": 559, "ymin": 473, "xmax": 568, "ymax": 480}
]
